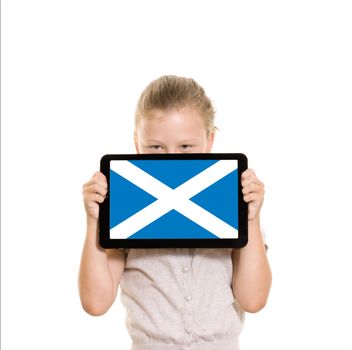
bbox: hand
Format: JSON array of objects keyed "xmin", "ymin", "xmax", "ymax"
[
  {"xmin": 82, "ymin": 171, "xmax": 108, "ymax": 220},
  {"xmin": 241, "ymin": 168, "xmax": 265, "ymax": 222}
]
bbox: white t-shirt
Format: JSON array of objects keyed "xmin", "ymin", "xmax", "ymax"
[{"xmin": 119, "ymin": 227, "xmax": 267, "ymax": 350}]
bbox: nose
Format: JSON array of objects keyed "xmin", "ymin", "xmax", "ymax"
[
  {"xmin": 165, "ymin": 149, "xmax": 184, "ymax": 154},
  {"xmin": 165, "ymin": 148, "xmax": 177, "ymax": 154}
]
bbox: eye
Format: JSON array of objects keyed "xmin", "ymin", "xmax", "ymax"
[
  {"xmin": 180, "ymin": 145, "xmax": 193, "ymax": 150},
  {"xmin": 149, "ymin": 145, "xmax": 163, "ymax": 150}
]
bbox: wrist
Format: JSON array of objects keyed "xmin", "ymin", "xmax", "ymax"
[
  {"xmin": 248, "ymin": 217, "xmax": 260, "ymax": 230},
  {"xmin": 247, "ymin": 217, "xmax": 267, "ymax": 249},
  {"xmin": 247, "ymin": 218, "xmax": 262, "ymax": 243},
  {"xmin": 86, "ymin": 216, "xmax": 99, "ymax": 229},
  {"xmin": 85, "ymin": 216, "xmax": 102, "ymax": 248}
]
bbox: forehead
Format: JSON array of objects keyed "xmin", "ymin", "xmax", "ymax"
[{"xmin": 138, "ymin": 107, "xmax": 206, "ymax": 132}]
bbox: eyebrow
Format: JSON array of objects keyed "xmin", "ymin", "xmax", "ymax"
[
  {"xmin": 144, "ymin": 139, "xmax": 163, "ymax": 143},
  {"xmin": 179, "ymin": 139, "xmax": 198, "ymax": 143}
]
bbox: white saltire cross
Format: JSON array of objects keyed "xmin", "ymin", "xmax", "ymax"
[{"xmin": 110, "ymin": 159, "xmax": 238, "ymax": 239}]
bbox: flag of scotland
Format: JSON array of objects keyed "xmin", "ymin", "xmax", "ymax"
[{"xmin": 109, "ymin": 159, "xmax": 238, "ymax": 239}]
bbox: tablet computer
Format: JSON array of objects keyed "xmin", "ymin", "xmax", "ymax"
[{"xmin": 99, "ymin": 153, "xmax": 248, "ymax": 249}]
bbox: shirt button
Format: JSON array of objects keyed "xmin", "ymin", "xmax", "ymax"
[
  {"xmin": 185, "ymin": 295, "xmax": 191, "ymax": 302},
  {"xmin": 185, "ymin": 326, "xmax": 192, "ymax": 334},
  {"xmin": 182, "ymin": 266, "xmax": 189, "ymax": 273}
]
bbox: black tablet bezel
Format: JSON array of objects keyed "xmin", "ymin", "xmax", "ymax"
[{"xmin": 99, "ymin": 153, "xmax": 248, "ymax": 249}]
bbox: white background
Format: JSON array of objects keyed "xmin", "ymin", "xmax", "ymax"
[{"xmin": 1, "ymin": 1, "xmax": 352, "ymax": 349}]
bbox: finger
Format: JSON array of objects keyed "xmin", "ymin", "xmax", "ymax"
[
  {"xmin": 87, "ymin": 183, "xmax": 108, "ymax": 196},
  {"xmin": 83, "ymin": 175, "xmax": 108, "ymax": 189},
  {"xmin": 86, "ymin": 193, "xmax": 105, "ymax": 204},
  {"xmin": 95, "ymin": 174, "xmax": 108, "ymax": 189},
  {"xmin": 241, "ymin": 168, "xmax": 255, "ymax": 180},
  {"xmin": 83, "ymin": 179, "xmax": 95, "ymax": 189},
  {"xmin": 83, "ymin": 183, "xmax": 108, "ymax": 197},
  {"xmin": 243, "ymin": 192, "xmax": 261, "ymax": 203},
  {"xmin": 242, "ymin": 168, "xmax": 255, "ymax": 176},
  {"xmin": 94, "ymin": 171, "xmax": 107, "ymax": 182},
  {"xmin": 242, "ymin": 177, "xmax": 262, "ymax": 188},
  {"xmin": 242, "ymin": 183, "xmax": 263, "ymax": 195}
]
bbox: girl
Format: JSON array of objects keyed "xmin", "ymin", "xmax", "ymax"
[{"xmin": 79, "ymin": 75, "xmax": 272, "ymax": 350}]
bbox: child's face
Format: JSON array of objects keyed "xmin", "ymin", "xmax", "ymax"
[{"xmin": 134, "ymin": 106, "xmax": 215, "ymax": 154}]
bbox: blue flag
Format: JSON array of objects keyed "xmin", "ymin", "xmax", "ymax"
[{"xmin": 109, "ymin": 159, "xmax": 238, "ymax": 239}]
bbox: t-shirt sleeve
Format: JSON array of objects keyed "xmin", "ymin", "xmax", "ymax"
[{"xmin": 117, "ymin": 248, "xmax": 131, "ymax": 256}]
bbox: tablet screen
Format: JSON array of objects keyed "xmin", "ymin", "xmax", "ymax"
[{"xmin": 99, "ymin": 154, "xmax": 248, "ymax": 249}]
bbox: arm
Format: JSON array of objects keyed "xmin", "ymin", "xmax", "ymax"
[
  {"xmin": 78, "ymin": 172, "xmax": 126, "ymax": 316},
  {"xmin": 232, "ymin": 169, "xmax": 272, "ymax": 313}
]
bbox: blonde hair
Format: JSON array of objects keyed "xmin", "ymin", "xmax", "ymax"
[{"xmin": 135, "ymin": 75, "xmax": 217, "ymax": 135}]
